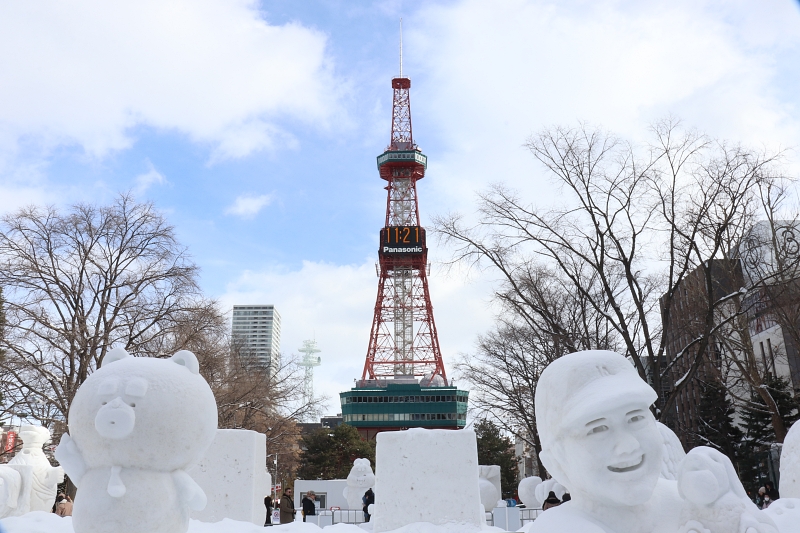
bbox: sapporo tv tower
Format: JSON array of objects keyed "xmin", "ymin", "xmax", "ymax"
[{"xmin": 340, "ymin": 28, "xmax": 469, "ymax": 440}]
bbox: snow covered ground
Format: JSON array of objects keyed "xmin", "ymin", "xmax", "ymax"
[{"xmin": 0, "ymin": 512, "xmax": 509, "ymax": 533}]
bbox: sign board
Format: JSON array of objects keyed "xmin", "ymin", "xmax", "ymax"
[
  {"xmin": 4, "ymin": 430, "xmax": 16, "ymax": 453},
  {"xmin": 271, "ymin": 509, "xmax": 281, "ymax": 524},
  {"xmin": 379, "ymin": 226, "xmax": 426, "ymax": 256}
]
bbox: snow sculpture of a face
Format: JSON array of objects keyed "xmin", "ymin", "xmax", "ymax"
[
  {"xmin": 536, "ymin": 350, "xmax": 662, "ymax": 507},
  {"xmin": 56, "ymin": 348, "xmax": 218, "ymax": 533}
]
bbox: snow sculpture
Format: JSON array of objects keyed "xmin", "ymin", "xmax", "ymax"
[
  {"xmin": 517, "ymin": 476, "xmax": 541, "ymax": 507},
  {"xmin": 781, "ymin": 419, "xmax": 800, "ymax": 498},
  {"xmin": 372, "ymin": 428, "xmax": 484, "ymax": 532},
  {"xmin": 0, "ymin": 464, "xmax": 33, "ymax": 518},
  {"xmin": 8, "ymin": 425, "xmax": 64, "ymax": 511},
  {"xmin": 762, "ymin": 419, "xmax": 800, "ymax": 532},
  {"xmin": 478, "ymin": 465, "xmax": 502, "ymax": 510},
  {"xmin": 533, "ymin": 478, "xmax": 565, "ymax": 506},
  {"xmin": 55, "ymin": 348, "xmax": 218, "ymax": 533},
  {"xmin": 342, "ymin": 458, "xmax": 375, "ymax": 509},
  {"xmin": 530, "ymin": 350, "xmax": 777, "ymax": 533}
]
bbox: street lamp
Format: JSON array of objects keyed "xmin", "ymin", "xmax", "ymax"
[{"xmin": 267, "ymin": 453, "xmax": 278, "ymax": 498}]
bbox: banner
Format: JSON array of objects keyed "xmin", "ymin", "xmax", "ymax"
[{"xmin": 4, "ymin": 431, "xmax": 16, "ymax": 453}]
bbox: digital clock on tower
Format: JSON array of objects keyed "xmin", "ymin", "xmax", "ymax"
[{"xmin": 379, "ymin": 226, "xmax": 426, "ymax": 255}]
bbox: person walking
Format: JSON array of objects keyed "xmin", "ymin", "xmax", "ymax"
[
  {"xmin": 279, "ymin": 487, "xmax": 296, "ymax": 524},
  {"xmin": 363, "ymin": 488, "xmax": 375, "ymax": 522},
  {"xmin": 301, "ymin": 491, "xmax": 317, "ymax": 522},
  {"xmin": 264, "ymin": 495, "xmax": 273, "ymax": 526}
]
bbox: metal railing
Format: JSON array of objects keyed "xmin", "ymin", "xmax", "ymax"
[{"xmin": 520, "ymin": 507, "xmax": 543, "ymax": 524}]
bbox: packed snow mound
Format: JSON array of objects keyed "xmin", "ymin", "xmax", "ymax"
[
  {"xmin": 0, "ymin": 514, "xmax": 504, "ymax": 533},
  {"xmin": 373, "ymin": 428, "xmax": 484, "ymax": 532}
]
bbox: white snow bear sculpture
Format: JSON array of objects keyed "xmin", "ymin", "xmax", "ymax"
[
  {"xmin": 55, "ymin": 348, "xmax": 218, "ymax": 533},
  {"xmin": 343, "ymin": 458, "xmax": 375, "ymax": 509},
  {"xmin": 8, "ymin": 425, "xmax": 64, "ymax": 511}
]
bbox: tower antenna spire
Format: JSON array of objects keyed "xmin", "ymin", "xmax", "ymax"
[{"xmin": 399, "ymin": 18, "xmax": 403, "ymax": 78}]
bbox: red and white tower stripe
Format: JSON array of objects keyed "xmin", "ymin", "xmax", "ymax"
[{"xmin": 361, "ymin": 73, "xmax": 448, "ymax": 386}]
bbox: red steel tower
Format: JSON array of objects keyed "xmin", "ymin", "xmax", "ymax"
[{"xmin": 361, "ymin": 74, "xmax": 448, "ymax": 386}]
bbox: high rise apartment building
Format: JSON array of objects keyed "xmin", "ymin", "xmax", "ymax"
[{"xmin": 231, "ymin": 305, "xmax": 281, "ymax": 372}]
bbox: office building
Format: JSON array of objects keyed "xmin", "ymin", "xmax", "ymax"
[{"xmin": 231, "ymin": 305, "xmax": 281, "ymax": 373}]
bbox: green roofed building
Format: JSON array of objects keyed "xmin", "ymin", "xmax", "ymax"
[{"xmin": 340, "ymin": 382, "xmax": 468, "ymax": 440}]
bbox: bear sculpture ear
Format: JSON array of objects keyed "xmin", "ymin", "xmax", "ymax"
[
  {"xmin": 102, "ymin": 347, "xmax": 131, "ymax": 367},
  {"xmin": 170, "ymin": 350, "xmax": 200, "ymax": 374}
]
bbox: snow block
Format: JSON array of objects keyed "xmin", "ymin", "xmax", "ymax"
[
  {"xmin": 372, "ymin": 428, "xmax": 483, "ymax": 532},
  {"xmin": 188, "ymin": 429, "xmax": 270, "ymax": 525}
]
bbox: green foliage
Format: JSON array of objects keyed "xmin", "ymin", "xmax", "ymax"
[
  {"xmin": 738, "ymin": 376, "xmax": 799, "ymax": 493},
  {"xmin": 475, "ymin": 419, "xmax": 518, "ymax": 498},
  {"xmin": 296, "ymin": 424, "xmax": 375, "ymax": 480}
]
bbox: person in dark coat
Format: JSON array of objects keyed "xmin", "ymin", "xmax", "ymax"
[
  {"xmin": 301, "ymin": 491, "xmax": 317, "ymax": 522},
  {"xmin": 363, "ymin": 488, "xmax": 375, "ymax": 522},
  {"xmin": 765, "ymin": 481, "xmax": 780, "ymax": 502},
  {"xmin": 279, "ymin": 488, "xmax": 296, "ymax": 524},
  {"xmin": 542, "ymin": 491, "xmax": 561, "ymax": 510},
  {"xmin": 264, "ymin": 496, "xmax": 273, "ymax": 526}
]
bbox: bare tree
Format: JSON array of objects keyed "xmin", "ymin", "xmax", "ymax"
[
  {"xmin": 0, "ymin": 195, "xmax": 206, "ymax": 426},
  {"xmin": 158, "ymin": 303, "xmax": 326, "ymax": 481},
  {"xmin": 437, "ymin": 119, "xmax": 790, "ymax": 440},
  {"xmin": 454, "ymin": 265, "xmax": 617, "ymax": 474}
]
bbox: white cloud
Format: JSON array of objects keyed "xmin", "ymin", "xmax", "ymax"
[
  {"xmin": 409, "ymin": 0, "xmax": 800, "ymax": 214},
  {"xmin": 0, "ymin": 0, "xmax": 340, "ymax": 159},
  {"xmin": 220, "ymin": 258, "xmax": 497, "ymax": 415},
  {"xmin": 224, "ymin": 194, "xmax": 273, "ymax": 218},
  {"xmin": 133, "ymin": 163, "xmax": 167, "ymax": 195}
]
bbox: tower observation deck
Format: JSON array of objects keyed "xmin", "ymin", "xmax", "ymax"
[{"xmin": 340, "ymin": 70, "xmax": 468, "ymax": 440}]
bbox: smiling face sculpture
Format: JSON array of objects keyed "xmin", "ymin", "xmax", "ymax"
[{"xmin": 536, "ymin": 350, "xmax": 662, "ymax": 507}]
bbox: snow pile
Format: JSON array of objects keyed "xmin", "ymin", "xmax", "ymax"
[{"xmin": 1, "ymin": 513, "xmax": 504, "ymax": 533}]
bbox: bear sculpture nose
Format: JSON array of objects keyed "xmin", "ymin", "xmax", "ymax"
[{"xmin": 95, "ymin": 397, "xmax": 136, "ymax": 439}]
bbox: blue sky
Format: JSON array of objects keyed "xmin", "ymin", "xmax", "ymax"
[{"xmin": 2, "ymin": 0, "xmax": 800, "ymax": 414}]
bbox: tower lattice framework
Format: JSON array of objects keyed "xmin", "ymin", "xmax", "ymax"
[{"xmin": 362, "ymin": 76, "xmax": 448, "ymax": 385}]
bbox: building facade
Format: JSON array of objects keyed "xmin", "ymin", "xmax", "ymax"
[
  {"xmin": 231, "ymin": 305, "xmax": 281, "ymax": 373},
  {"xmin": 340, "ymin": 383, "xmax": 468, "ymax": 440}
]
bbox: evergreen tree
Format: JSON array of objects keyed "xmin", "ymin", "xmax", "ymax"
[
  {"xmin": 738, "ymin": 376, "xmax": 800, "ymax": 494},
  {"xmin": 296, "ymin": 424, "xmax": 375, "ymax": 480},
  {"xmin": 475, "ymin": 419, "xmax": 518, "ymax": 498},
  {"xmin": 691, "ymin": 379, "xmax": 742, "ymax": 464}
]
